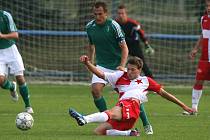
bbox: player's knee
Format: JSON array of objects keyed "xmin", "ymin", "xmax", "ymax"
[
  {"xmin": 193, "ymin": 81, "xmax": 204, "ymax": 90},
  {"xmin": 94, "ymin": 128, "xmax": 105, "ymax": 135},
  {"xmin": 15, "ymin": 75, "xmax": 25, "ymax": 85},
  {"xmin": 91, "ymin": 90, "xmax": 102, "ymax": 99},
  {"xmin": 0, "ymin": 76, "xmax": 6, "ymax": 87}
]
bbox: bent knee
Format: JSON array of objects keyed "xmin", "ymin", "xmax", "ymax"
[{"xmin": 94, "ymin": 128, "xmax": 105, "ymax": 135}]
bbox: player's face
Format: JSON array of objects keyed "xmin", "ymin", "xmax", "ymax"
[
  {"xmin": 117, "ymin": 9, "xmax": 127, "ymax": 23},
  {"xmin": 206, "ymin": 1, "xmax": 210, "ymax": 15},
  {"xmin": 127, "ymin": 64, "xmax": 141, "ymax": 80},
  {"xmin": 94, "ymin": 6, "xmax": 107, "ymax": 24}
]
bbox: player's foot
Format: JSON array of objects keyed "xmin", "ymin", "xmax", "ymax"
[
  {"xmin": 25, "ymin": 107, "xmax": 34, "ymax": 114},
  {"xmin": 69, "ymin": 108, "xmax": 86, "ymax": 126},
  {"xmin": 144, "ymin": 125, "xmax": 153, "ymax": 135},
  {"xmin": 130, "ymin": 128, "xmax": 140, "ymax": 136},
  {"xmin": 182, "ymin": 110, "xmax": 198, "ymax": 116},
  {"xmin": 10, "ymin": 81, "xmax": 18, "ymax": 102}
]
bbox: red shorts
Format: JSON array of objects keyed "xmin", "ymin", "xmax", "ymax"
[
  {"xmin": 107, "ymin": 99, "xmax": 140, "ymax": 131},
  {"xmin": 195, "ymin": 60, "xmax": 210, "ymax": 80}
]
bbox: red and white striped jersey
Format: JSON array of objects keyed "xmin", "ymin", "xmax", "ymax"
[
  {"xmin": 104, "ymin": 71, "xmax": 161, "ymax": 103},
  {"xmin": 201, "ymin": 15, "xmax": 210, "ymax": 61}
]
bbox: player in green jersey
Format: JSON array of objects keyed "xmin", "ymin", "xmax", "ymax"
[
  {"xmin": 0, "ymin": 10, "xmax": 33, "ymax": 113},
  {"xmin": 85, "ymin": 1, "xmax": 151, "ymax": 133}
]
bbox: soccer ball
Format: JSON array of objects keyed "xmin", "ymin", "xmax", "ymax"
[{"xmin": 15, "ymin": 112, "xmax": 34, "ymax": 130}]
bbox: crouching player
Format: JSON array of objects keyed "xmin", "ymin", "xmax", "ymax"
[{"xmin": 69, "ymin": 56, "xmax": 194, "ymax": 136}]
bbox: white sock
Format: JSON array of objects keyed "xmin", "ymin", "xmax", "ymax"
[
  {"xmin": 192, "ymin": 89, "xmax": 202, "ymax": 111},
  {"xmin": 106, "ymin": 129, "xmax": 131, "ymax": 136},
  {"xmin": 83, "ymin": 112, "xmax": 108, "ymax": 123}
]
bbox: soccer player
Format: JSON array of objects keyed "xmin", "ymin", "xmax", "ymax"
[
  {"xmin": 69, "ymin": 56, "xmax": 194, "ymax": 136},
  {"xmin": 0, "ymin": 10, "xmax": 33, "ymax": 113},
  {"xmin": 116, "ymin": 4, "xmax": 154, "ymax": 134},
  {"xmin": 183, "ymin": 0, "xmax": 210, "ymax": 115},
  {"xmin": 116, "ymin": 4, "xmax": 154, "ymax": 78},
  {"xmin": 85, "ymin": 2, "xmax": 128, "ymax": 117}
]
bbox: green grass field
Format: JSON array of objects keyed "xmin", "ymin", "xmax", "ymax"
[{"xmin": 0, "ymin": 84, "xmax": 210, "ymax": 140}]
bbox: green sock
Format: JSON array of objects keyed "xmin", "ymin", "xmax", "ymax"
[
  {"xmin": 19, "ymin": 83, "xmax": 31, "ymax": 108},
  {"xmin": 1, "ymin": 80, "xmax": 15, "ymax": 91},
  {"xmin": 94, "ymin": 96, "xmax": 107, "ymax": 112},
  {"xmin": 140, "ymin": 103, "xmax": 150, "ymax": 126}
]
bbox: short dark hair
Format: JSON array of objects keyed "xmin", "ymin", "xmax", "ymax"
[
  {"xmin": 118, "ymin": 4, "xmax": 126, "ymax": 10},
  {"xmin": 127, "ymin": 57, "xmax": 143, "ymax": 70},
  {"xmin": 94, "ymin": 1, "xmax": 108, "ymax": 13}
]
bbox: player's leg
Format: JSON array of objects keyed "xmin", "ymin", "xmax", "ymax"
[
  {"xmin": 10, "ymin": 45, "xmax": 33, "ymax": 113},
  {"xmin": 95, "ymin": 122, "xmax": 140, "ymax": 136},
  {"xmin": 15, "ymin": 75, "xmax": 33, "ymax": 113},
  {"xmin": 69, "ymin": 106, "xmax": 121, "ymax": 126},
  {"xmin": 140, "ymin": 104, "xmax": 153, "ymax": 135},
  {"xmin": 183, "ymin": 61, "xmax": 206, "ymax": 115},
  {"xmin": 0, "ymin": 63, "xmax": 17, "ymax": 101},
  {"xmin": 91, "ymin": 72, "xmax": 107, "ymax": 112},
  {"xmin": 191, "ymin": 80, "xmax": 204, "ymax": 112}
]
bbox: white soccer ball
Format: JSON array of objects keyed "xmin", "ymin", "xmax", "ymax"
[{"xmin": 15, "ymin": 112, "xmax": 34, "ymax": 131}]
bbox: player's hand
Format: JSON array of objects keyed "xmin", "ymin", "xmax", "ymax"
[
  {"xmin": 80, "ymin": 55, "xmax": 89, "ymax": 64},
  {"xmin": 116, "ymin": 66, "xmax": 125, "ymax": 71},
  {"xmin": 189, "ymin": 48, "xmax": 198, "ymax": 60},
  {"xmin": 145, "ymin": 44, "xmax": 155, "ymax": 55},
  {"xmin": 182, "ymin": 106, "xmax": 195, "ymax": 114}
]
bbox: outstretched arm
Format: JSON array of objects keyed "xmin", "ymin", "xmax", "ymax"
[
  {"xmin": 157, "ymin": 88, "xmax": 194, "ymax": 113},
  {"xmin": 80, "ymin": 55, "xmax": 105, "ymax": 79}
]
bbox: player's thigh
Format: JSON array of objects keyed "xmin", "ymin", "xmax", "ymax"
[
  {"xmin": 106, "ymin": 106, "xmax": 122, "ymax": 120},
  {"xmin": 94, "ymin": 122, "xmax": 112, "ymax": 135},
  {"xmin": 196, "ymin": 60, "xmax": 210, "ymax": 80},
  {"xmin": 0, "ymin": 63, "xmax": 8, "ymax": 77}
]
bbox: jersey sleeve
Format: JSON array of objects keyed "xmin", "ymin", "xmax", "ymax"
[
  {"xmin": 147, "ymin": 77, "xmax": 161, "ymax": 93},
  {"xmin": 111, "ymin": 20, "xmax": 125, "ymax": 44},
  {"xmin": 104, "ymin": 71, "xmax": 124, "ymax": 87},
  {"xmin": 3, "ymin": 11, "xmax": 17, "ymax": 32},
  {"xmin": 85, "ymin": 20, "xmax": 94, "ymax": 45},
  {"xmin": 133, "ymin": 20, "xmax": 147, "ymax": 43}
]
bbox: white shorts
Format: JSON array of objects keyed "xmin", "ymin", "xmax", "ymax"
[
  {"xmin": 91, "ymin": 65, "xmax": 116, "ymax": 84},
  {"xmin": 0, "ymin": 44, "xmax": 25, "ymax": 76}
]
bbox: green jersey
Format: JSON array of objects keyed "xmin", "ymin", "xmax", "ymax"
[
  {"xmin": 86, "ymin": 18, "xmax": 125, "ymax": 70},
  {"xmin": 0, "ymin": 10, "xmax": 17, "ymax": 49}
]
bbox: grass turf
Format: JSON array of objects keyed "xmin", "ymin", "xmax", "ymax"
[{"xmin": 0, "ymin": 84, "xmax": 210, "ymax": 140}]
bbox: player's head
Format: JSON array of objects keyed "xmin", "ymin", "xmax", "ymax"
[
  {"xmin": 117, "ymin": 4, "xmax": 128, "ymax": 23},
  {"xmin": 127, "ymin": 57, "xmax": 143, "ymax": 80},
  {"xmin": 206, "ymin": 0, "xmax": 210, "ymax": 15},
  {"xmin": 93, "ymin": 1, "xmax": 108, "ymax": 24}
]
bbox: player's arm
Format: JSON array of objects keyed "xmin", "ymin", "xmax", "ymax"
[
  {"xmin": 1, "ymin": 11, "xmax": 18, "ymax": 39},
  {"xmin": 134, "ymin": 21, "xmax": 154, "ymax": 55},
  {"xmin": 0, "ymin": 31, "xmax": 18, "ymax": 39},
  {"xmin": 189, "ymin": 35, "xmax": 202, "ymax": 60},
  {"xmin": 157, "ymin": 88, "xmax": 194, "ymax": 113},
  {"xmin": 80, "ymin": 55, "xmax": 105, "ymax": 79},
  {"xmin": 86, "ymin": 44, "xmax": 95, "ymax": 64},
  {"xmin": 117, "ymin": 40, "xmax": 128, "ymax": 71}
]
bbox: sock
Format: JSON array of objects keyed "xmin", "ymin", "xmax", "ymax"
[
  {"xmin": 106, "ymin": 129, "xmax": 131, "ymax": 136},
  {"xmin": 1, "ymin": 80, "xmax": 15, "ymax": 91},
  {"xmin": 192, "ymin": 89, "xmax": 202, "ymax": 111},
  {"xmin": 19, "ymin": 83, "xmax": 31, "ymax": 108},
  {"xmin": 140, "ymin": 103, "xmax": 150, "ymax": 126},
  {"xmin": 94, "ymin": 96, "xmax": 107, "ymax": 112},
  {"xmin": 84, "ymin": 112, "xmax": 108, "ymax": 123}
]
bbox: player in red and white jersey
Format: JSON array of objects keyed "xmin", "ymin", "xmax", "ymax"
[
  {"xmin": 69, "ymin": 56, "xmax": 194, "ymax": 136},
  {"xmin": 183, "ymin": 0, "xmax": 210, "ymax": 115}
]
